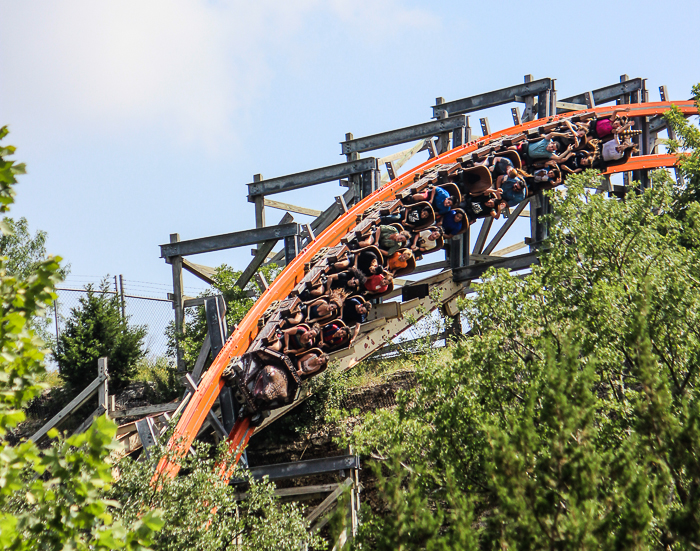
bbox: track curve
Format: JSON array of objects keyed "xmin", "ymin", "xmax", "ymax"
[{"xmin": 155, "ymin": 100, "xmax": 696, "ymax": 480}]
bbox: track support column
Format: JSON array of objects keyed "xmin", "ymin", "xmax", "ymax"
[{"xmin": 169, "ymin": 233, "xmax": 186, "ymax": 372}]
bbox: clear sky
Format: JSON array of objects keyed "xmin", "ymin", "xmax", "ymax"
[{"xmin": 1, "ymin": 0, "xmax": 699, "ymax": 299}]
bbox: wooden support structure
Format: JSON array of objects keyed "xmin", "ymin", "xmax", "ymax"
[
  {"xmin": 235, "ymin": 212, "xmax": 294, "ymax": 289},
  {"xmin": 454, "ymin": 251, "xmax": 539, "ymax": 282},
  {"xmin": 432, "ymin": 78, "xmax": 553, "ymax": 117},
  {"xmin": 31, "ymin": 358, "xmax": 110, "ymax": 442},
  {"xmin": 559, "ymin": 77, "xmax": 643, "ymax": 109},
  {"xmin": 483, "ymin": 199, "xmax": 531, "ymax": 255},
  {"xmin": 263, "ymin": 198, "xmax": 321, "ymax": 217},
  {"xmin": 160, "ymin": 223, "xmax": 301, "ymax": 259}
]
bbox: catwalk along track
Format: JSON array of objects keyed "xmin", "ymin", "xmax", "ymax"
[{"xmin": 155, "ymin": 100, "xmax": 697, "ymax": 481}]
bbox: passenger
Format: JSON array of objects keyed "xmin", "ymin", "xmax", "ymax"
[
  {"xmin": 462, "ymin": 190, "xmax": 506, "ymax": 220},
  {"xmin": 321, "ymin": 323, "xmax": 352, "ymax": 349},
  {"xmin": 411, "ymin": 227, "xmax": 443, "ymax": 253},
  {"xmin": 356, "ymin": 249, "xmax": 382, "ymax": 277},
  {"xmin": 527, "ymin": 167, "xmax": 562, "ymax": 192},
  {"xmin": 516, "ymin": 133, "xmax": 573, "ymax": 164},
  {"xmin": 387, "ymin": 249, "xmax": 414, "ymax": 273},
  {"xmin": 487, "ymin": 156, "xmax": 515, "ymax": 179},
  {"xmin": 371, "ymin": 225, "xmax": 411, "ymax": 257},
  {"xmin": 440, "ymin": 209, "xmax": 466, "ymax": 237},
  {"xmin": 280, "ymin": 293, "xmax": 341, "ymax": 328},
  {"xmin": 560, "ymin": 151, "xmax": 593, "ymax": 175},
  {"xmin": 410, "ymin": 186, "xmax": 455, "ymax": 216},
  {"xmin": 381, "ymin": 204, "xmax": 433, "ymax": 228},
  {"xmin": 365, "ymin": 272, "xmax": 393, "ymax": 294},
  {"xmin": 295, "ymin": 352, "xmax": 330, "ymax": 378},
  {"xmin": 342, "ymin": 297, "xmax": 372, "ymax": 341},
  {"xmin": 601, "ymin": 137, "xmax": 637, "ymax": 163},
  {"xmin": 498, "ymin": 177, "xmax": 528, "ymax": 207},
  {"xmin": 282, "ymin": 324, "xmax": 321, "ymax": 354},
  {"xmin": 589, "ymin": 108, "xmax": 632, "ymax": 140},
  {"xmin": 326, "ymin": 268, "xmax": 366, "ymax": 293}
]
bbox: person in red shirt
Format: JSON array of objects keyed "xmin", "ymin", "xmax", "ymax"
[{"xmin": 365, "ymin": 273, "xmax": 393, "ymax": 294}]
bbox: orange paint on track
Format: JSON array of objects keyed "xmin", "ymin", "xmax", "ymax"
[{"xmin": 154, "ymin": 100, "xmax": 697, "ymax": 481}]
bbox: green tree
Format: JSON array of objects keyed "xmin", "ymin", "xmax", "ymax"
[
  {"xmin": 344, "ymin": 167, "xmax": 700, "ymax": 548},
  {"xmin": 54, "ymin": 281, "xmax": 147, "ymax": 393},
  {"xmin": 0, "ymin": 126, "xmax": 163, "ymax": 550},
  {"xmin": 665, "ymin": 84, "xmax": 700, "ymax": 214},
  {"xmin": 111, "ymin": 440, "xmax": 323, "ymax": 551}
]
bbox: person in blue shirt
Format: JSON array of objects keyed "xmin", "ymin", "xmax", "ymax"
[
  {"xmin": 440, "ymin": 209, "xmax": 466, "ymax": 237},
  {"xmin": 500, "ymin": 177, "xmax": 527, "ymax": 207},
  {"xmin": 409, "ymin": 186, "xmax": 456, "ymax": 216}
]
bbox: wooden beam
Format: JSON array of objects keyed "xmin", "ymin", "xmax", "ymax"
[
  {"xmin": 247, "ymin": 158, "xmax": 377, "ymax": 198},
  {"xmin": 71, "ymin": 405, "xmax": 106, "ymax": 436},
  {"xmin": 341, "ymin": 115, "xmax": 467, "ymax": 155},
  {"xmin": 473, "ymin": 218, "xmax": 493, "ymax": 254},
  {"xmin": 183, "ymin": 374, "xmax": 228, "ymax": 439},
  {"xmin": 190, "ymin": 333, "xmax": 211, "ymax": 384},
  {"xmin": 454, "ymin": 251, "xmax": 539, "ymax": 281},
  {"xmin": 483, "ymin": 199, "xmax": 531, "ymax": 255},
  {"xmin": 560, "ymin": 78, "xmax": 643, "ymax": 108},
  {"xmin": 234, "ymin": 482, "xmax": 341, "ymax": 501},
  {"xmin": 308, "ymin": 478, "xmax": 354, "ymax": 526},
  {"xmin": 492, "ymin": 241, "xmax": 527, "ymax": 257},
  {"xmin": 263, "ymin": 198, "xmax": 321, "ymax": 217},
  {"xmin": 432, "ymin": 78, "xmax": 553, "ymax": 117},
  {"xmin": 232, "ymin": 455, "xmax": 360, "ymax": 483},
  {"xmin": 236, "ymin": 212, "xmax": 294, "ymax": 288},
  {"xmin": 182, "ymin": 259, "xmax": 217, "ymax": 286},
  {"xmin": 111, "ymin": 402, "xmax": 181, "ymax": 420},
  {"xmin": 30, "ymin": 374, "xmax": 107, "ymax": 442},
  {"xmin": 160, "ymin": 223, "xmax": 300, "ymax": 258},
  {"xmin": 555, "ymin": 100, "xmax": 587, "ymax": 112}
]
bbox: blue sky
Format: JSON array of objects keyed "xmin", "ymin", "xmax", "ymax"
[{"xmin": 1, "ymin": 0, "xmax": 699, "ymax": 299}]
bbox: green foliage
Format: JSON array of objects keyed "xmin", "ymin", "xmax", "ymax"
[
  {"xmin": 347, "ymin": 167, "xmax": 700, "ymax": 548},
  {"xmin": 54, "ymin": 280, "xmax": 147, "ymax": 393},
  {"xmin": 664, "ymin": 85, "xmax": 700, "ymax": 214},
  {"xmin": 112, "ymin": 439, "xmax": 322, "ymax": 550},
  {"xmin": 0, "ymin": 127, "xmax": 162, "ymax": 550},
  {"xmin": 133, "ymin": 355, "xmax": 181, "ymax": 402},
  {"xmin": 168, "ymin": 263, "xmax": 281, "ymax": 371}
]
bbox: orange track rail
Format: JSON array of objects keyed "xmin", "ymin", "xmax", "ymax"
[{"xmin": 154, "ymin": 100, "xmax": 697, "ymax": 480}]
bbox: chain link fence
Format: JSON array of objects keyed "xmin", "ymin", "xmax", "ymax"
[{"xmin": 49, "ymin": 281, "xmax": 177, "ymax": 365}]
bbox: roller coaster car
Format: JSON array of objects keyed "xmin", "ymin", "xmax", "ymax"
[
  {"xmin": 459, "ymin": 165, "xmax": 493, "ymax": 196},
  {"xmin": 222, "ymin": 349, "xmax": 302, "ymax": 421},
  {"xmin": 492, "ymin": 150, "xmax": 522, "ymax": 170}
]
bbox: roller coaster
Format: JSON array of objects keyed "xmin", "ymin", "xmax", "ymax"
[{"xmin": 154, "ymin": 90, "xmax": 697, "ymax": 482}]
